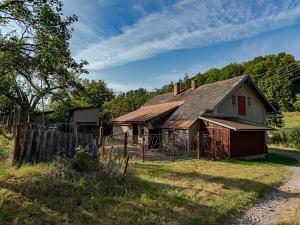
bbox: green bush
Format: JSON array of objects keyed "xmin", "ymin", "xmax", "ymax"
[
  {"xmin": 270, "ymin": 130, "xmax": 288, "ymax": 144},
  {"xmin": 287, "ymin": 127, "xmax": 300, "ymax": 148},
  {"xmin": 71, "ymin": 146, "xmax": 99, "ymax": 173}
]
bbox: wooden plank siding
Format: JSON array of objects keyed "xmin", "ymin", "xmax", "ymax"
[
  {"xmin": 200, "ymin": 120, "xmax": 266, "ymax": 159},
  {"xmin": 200, "ymin": 120, "xmax": 230, "ymax": 158},
  {"xmin": 230, "ymin": 131, "xmax": 266, "ymax": 158}
]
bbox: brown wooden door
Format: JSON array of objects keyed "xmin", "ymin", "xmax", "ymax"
[{"xmin": 238, "ymin": 96, "xmax": 246, "ymax": 115}]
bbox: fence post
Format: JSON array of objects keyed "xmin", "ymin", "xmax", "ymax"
[
  {"xmin": 12, "ymin": 123, "xmax": 22, "ymax": 165},
  {"xmin": 124, "ymin": 132, "xmax": 127, "ymax": 157},
  {"xmin": 123, "ymin": 155, "xmax": 130, "ymax": 177},
  {"xmin": 142, "ymin": 133, "xmax": 145, "ymax": 162},
  {"xmin": 172, "ymin": 133, "xmax": 176, "ymax": 162},
  {"xmin": 98, "ymin": 126, "xmax": 103, "ymax": 147},
  {"xmin": 102, "ymin": 136, "xmax": 106, "ymax": 156},
  {"xmin": 196, "ymin": 131, "xmax": 200, "ymax": 159}
]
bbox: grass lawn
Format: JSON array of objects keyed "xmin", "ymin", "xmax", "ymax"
[
  {"xmin": 276, "ymin": 198, "xmax": 300, "ymax": 225},
  {"xmin": 0, "ymin": 135, "xmax": 297, "ymax": 225},
  {"xmin": 283, "ymin": 112, "xmax": 300, "ymax": 128}
]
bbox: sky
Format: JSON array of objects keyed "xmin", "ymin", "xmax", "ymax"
[{"xmin": 62, "ymin": 0, "xmax": 300, "ymax": 92}]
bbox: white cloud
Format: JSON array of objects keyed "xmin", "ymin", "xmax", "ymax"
[
  {"xmin": 107, "ymin": 82, "xmax": 155, "ymax": 93},
  {"xmin": 75, "ymin": 0, "xmax": 300, "ymax": 70}
]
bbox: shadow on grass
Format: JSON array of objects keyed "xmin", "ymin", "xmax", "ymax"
[
  {"xmin": 0, "ymin": 172, "xmax": 224, "ymax": 225},
  {"xmin": 0, "ymin": 153, "xmax": 297, "ymax": 225},
  {"xmin": 220, "ymin": 153, "xmax": 298, "ymax": 166}
]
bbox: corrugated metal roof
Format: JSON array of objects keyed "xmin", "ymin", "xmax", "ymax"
[
  {"xmin": 200, "ymin": 116, "xmax": 273, "ymax": 131},
  {"xmin": 112, "ymin": 101, "xmax": 184, "ymax": 123},
  {"xmin": 161, "ymin": 119, "xmax": 197, "ymax": 129}
]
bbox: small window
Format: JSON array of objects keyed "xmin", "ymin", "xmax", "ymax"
[
  {"xmin": 232, "ymin": 96, "xmax": 236, "ymax": 105},
  {"xmin": 208, "ymin": 122, "xmax": 214, "ymax": 127},
  {"xmin": 248, "ymin": 97, "xmax": 252, "ymax": 105}
]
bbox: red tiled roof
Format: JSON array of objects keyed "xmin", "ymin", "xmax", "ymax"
[
  {"xmin": 161, "ymin": 119, "xmax": 197, "ymax": 129},
  {"xmin": 112, "ymin": 101, "xmax": 184, "ymax": 123}
]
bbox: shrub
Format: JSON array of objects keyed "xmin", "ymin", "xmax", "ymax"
[
  {"xmin": 287, "ymin": 127, "xmax": 300, "ymax": 148},
  {"xmin": 48, "ymin": 157, "xmax": 78, "ymax": 180},
  {"xmin": 270, "ymin": 130, "xmax": 288, "ymax": 144},
  {"xmin": 71, "ymin": 146, "xmax": 99, "ymax": 173}
]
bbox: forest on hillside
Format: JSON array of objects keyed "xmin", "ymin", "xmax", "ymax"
[
  {"xmin": 1, "ymin": 52, "xmax": 300, "ymax": 129},
  {"xmin": 55, "ymin": 52, "xmax": 299, "ymax": 126}
]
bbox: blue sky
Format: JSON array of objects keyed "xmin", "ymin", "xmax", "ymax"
[{"xmin": 63, "ymin": 0, "xmax": 300, "ymax": 92}]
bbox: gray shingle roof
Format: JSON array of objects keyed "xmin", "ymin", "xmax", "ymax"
[{"xmin": 145, "ymin": 75, "xmax": 248, "ymax": 121}]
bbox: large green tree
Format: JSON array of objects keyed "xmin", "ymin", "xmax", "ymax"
[
  {"xmin": 0, "ymin": 0, "xmax": 87, "ymax": 116},
  {"xmin": 47, "ymin": 80, "xmax": 114, "ymax": 122}
]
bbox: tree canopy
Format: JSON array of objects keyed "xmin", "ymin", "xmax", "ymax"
[{"xmin": 0, "ymin": 0, "xmax": 87, "ymax": 116}]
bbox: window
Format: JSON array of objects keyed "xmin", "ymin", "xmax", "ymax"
[
  {"xmin": 238, "ymin": 96, "xmax": 246, "ymax": 115},
  {"xmin": 231, "ymin": 95, "xmax": 236, "ymax": 105},
  {"xmin": 248, "ymin": 97, "xmax": 252, "ymax": 105},
  {"xmin": 208, "ymin": 122, "xmax": 214, "ymax": 127}
]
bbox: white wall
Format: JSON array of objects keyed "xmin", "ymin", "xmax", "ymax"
[{"xmin": 216, "ymin": 83, "xmax": 266, "ymax": 124}]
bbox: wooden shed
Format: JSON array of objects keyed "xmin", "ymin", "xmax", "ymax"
[{"xmin": 200, "ymin": 117, "xmax": 273, "ymax": 159}]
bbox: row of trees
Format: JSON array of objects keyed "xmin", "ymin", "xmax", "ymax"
[{"xmin": 1, "ymin": 1, "xmax": 299, "ymax": 129}]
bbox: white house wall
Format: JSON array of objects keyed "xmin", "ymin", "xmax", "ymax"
[{"xmin": 216, "ymin": 83, "xmax": 267, "ymax": 124}]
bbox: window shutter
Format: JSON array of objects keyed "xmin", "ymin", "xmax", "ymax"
[{"xmin": 238, "ymin": 96, "xmax": 246, "ymax": 115}]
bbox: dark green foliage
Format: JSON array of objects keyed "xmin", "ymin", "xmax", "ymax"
[
  {"xmin": 287, "ymin": 127, "xmax": 300, "ymax": 148},
  {"xmin": 295, "ymin": 94, "xmax": 300, "ymax": 111},
  {"xmin": 71, "ymin": 146, "xmax": 98, "ymax": 173},
  {"xmin": 270, "ymin": 130, "xmax": 288, "ymax": 144},
  {"xmin": 0, "ymin": 0, "xmax": 87, "ymax": 115},
  {"xmin": 267, "ymin": 112, "xmax": 285, "ymax": 128},
  {"xmin": 270, "ymin": 127, "xmax": 300, "ymax": 148}
]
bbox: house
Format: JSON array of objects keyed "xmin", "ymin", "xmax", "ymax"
[
  {"xmin": 112, "ymin": 75, "xmax": 275, "ymax": 159},
  {"xmin": 69, "ymin": 107, "xmax": 100, "ymax": 135}
]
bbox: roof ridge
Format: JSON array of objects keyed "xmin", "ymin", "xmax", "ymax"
[{"xmin": 193, "ymin": 74, "xmax": 248, "ymax": 90}]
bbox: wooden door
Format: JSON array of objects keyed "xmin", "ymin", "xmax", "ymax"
[
  {"xmin": 132, "ymin": 124, "xmax": 138, "ymax": 144},
  {"xmin": 238, "ymin": 96, "xmax": 246, "ymax": 115}
]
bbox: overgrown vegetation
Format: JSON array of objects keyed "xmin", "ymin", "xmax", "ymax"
[
  {"xmin": 270, "ymin": 127, "xmax": 300, "ymax": 149},
  {"xmin": 0, "ymin": 134, "xmax": 297, "ymax": 225}
]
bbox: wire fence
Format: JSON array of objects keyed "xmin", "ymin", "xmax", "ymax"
[{"xmin": 100, "ymin": 132, "xmax": 201, "ymax": 161}]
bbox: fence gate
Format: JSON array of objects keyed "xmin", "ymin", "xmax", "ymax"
[{"xmin": 201, "ymin": 128, "xmax": 223, "ymax": 159}]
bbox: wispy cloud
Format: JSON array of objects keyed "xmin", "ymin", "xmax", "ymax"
[
  {"xmin": 75, "ymin": 0, "xmax": 300, "ymax": 70},
  {"xmin": 108, "ymin": 82, "xmax": 155, "ymax": 93}
]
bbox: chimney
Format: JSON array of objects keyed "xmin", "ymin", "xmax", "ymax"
[
  {"xmin": 191, "ymin": 79, "xmax": 197, "ymax": 90},
  {"xmin": 173, "ymin": 83, "xmax": 180, "ymax": 96}
]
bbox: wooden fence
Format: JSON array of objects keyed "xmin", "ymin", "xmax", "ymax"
[{"xmin": 14, "ymin": 123, "xmax": 98, "ymax": 165}]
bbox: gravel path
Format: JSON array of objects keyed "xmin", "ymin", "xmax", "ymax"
[{"xmin": 227, "ymin": 150, "xmax": 300, "ymax": 225}]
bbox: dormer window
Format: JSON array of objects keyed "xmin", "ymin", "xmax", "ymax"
[
  {"xmin": 231, "ymin": 96, "xmax": 236, "ymax": 105},
  {"xmin": 248, "ymin": 97, "xmax": 252, "ymax": 105}
]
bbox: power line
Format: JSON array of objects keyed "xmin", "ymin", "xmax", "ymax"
[{"xmin": 250, "ymin": 62, "xmax": 298, "ymax": 79}]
